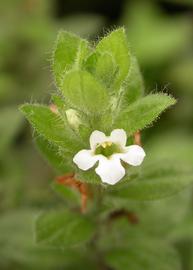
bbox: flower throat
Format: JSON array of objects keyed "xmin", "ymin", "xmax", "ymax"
[{"xmin": 95, "ymin": 142, "xmax": 121, "ymax": 157}]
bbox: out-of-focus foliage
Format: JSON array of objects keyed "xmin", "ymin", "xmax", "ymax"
[
  {"xmin": 1, "ymin": 0, "xmax": 193, "ymax": 269},
  {"xmin": 122, "ymin": 1, "xmax": 191, "ymax": 68},
  {"xmin": 0, "ymin": 0, "xmax": 105, "ymax": 104}
]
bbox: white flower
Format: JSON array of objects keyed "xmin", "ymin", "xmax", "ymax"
[{"xmin": 73, "ymin": 129, "xmax": 146, "ymax": 185}]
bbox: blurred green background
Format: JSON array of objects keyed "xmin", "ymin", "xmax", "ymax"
[{"xmin": 0, "ymin": 0, "xmax": 193, "ymax": 269}]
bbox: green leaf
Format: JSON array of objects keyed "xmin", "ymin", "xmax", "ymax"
[
  {"xmin": 105, "ymin": 241, "xmax": 180, "ymax": 270},
  {"xmin": 121, "ymin": 56, "xmax": 144, "ymax": 106},
  {"xmin": 36, "ymin": 209, "xmax": 95, "ymax": 247},
  {"xmin": 113, "ymin": 94, "xmax": 176, "ymax": 134},
  {"xmin": 61, "ymin": 70, "xmax": 110, "ymax": 114},
  {"xmin": 35, "ymin": 136, "xmax": 73, "ymax": 173},
  {"xmin": 84, "ymin": 52, "xmax": 98, "ymax": 74},
  {"xmin": 20, "ymin": 104, "xmax": 82, "ymax": 154},
  {"xmin": 53, "ymin": 31, "xmax": 91, "ymax": 87},
  {"xmin": 96, "ymin": 28, "xmax": 130, "ymax": 92},
  {"xmin": 51, "ymin": 181, "xmax": 80, "ymax": 203},
  {"xmin": 94, "ymin": 52, "xmax": 117, "ymax": 89},
  {"xmin": 108, "ymin": 162, "xmax": 193, "ymax": 201},
  {"xmin": 76, "ymin": 168, "xmax": 101, "ymax": 185},
  {"xmin": 84, "ymin": 51, "xmax": 118, "ymax": 90}
]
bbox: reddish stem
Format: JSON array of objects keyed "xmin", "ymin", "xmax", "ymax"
[
  {"xmin": 134, "ymin": 131, "xmax": 142, "ymax": 146},
  {"xmin": 56, "ymin": 173, "xmax": 91, "ymax": 213}
]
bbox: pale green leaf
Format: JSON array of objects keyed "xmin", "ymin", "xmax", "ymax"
[
  {"xmin": 96, "ymin": 28, "xmax": 130, "ymax": 92},
  {"xmin": 113, "ymin": 94, "xmax": 176, "ymax": 134},
  {"xmin": 20, "ymin": 104, "xmax": 82, "ymax": 154},
  {"xmin": 95, "ymin": 52, "xmax": 117, "ymax": 89},
  {"xmin": 35, "ymin": 136, "xmax": 73, "ymax": 173},
  {"xmin": 53, "ymin": 31, "xmax": 91, "ymax": 87},
  {"xmin": 84, "ymin": 52, "xmax": 98, "ymax": 73},
  {"xmin": 121, "ymin": 56, "xmax": 144, "ymax": 107},
  {"xmin": 61, "ymin": 70, "xmax": 110, "ymax": 114}
]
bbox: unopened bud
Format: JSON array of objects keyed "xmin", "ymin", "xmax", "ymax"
[{"xmin": 66, "ymin": 109, "xmax": 81, "ymax": 129}]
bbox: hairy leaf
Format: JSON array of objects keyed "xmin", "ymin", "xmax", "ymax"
[
  {"xmin": 113, "ymin": 94, "xmax": 176, "ymax": 134},
  {"xmin": 35, "ymin": 136, "xmax": 73, "ymax": 173},
  {"xmin": 61, "ymin": 70, "xmax": 109, "ymax": 114},
  {"xmin": 53, "ymin": 31, "xmax": 91, "ymax": 87},
  {"xmin": 96, "ymin": 28, "xmax": 130, "ymax": 92},
  {"xmin": 95, "ymin": 52, "xmax": 117, "ymax": 89},
  {"xmin": 20, "ymin": 104, "xmax": 82, "ymax": 154},
  {"xmin": 121, "ymin": 56, "xmax": 144, "ymax": 107},
  {"xmin": 36, "ymin": 210, "xmax": 95, "ymax": 247}
]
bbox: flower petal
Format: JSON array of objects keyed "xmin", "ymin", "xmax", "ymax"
[
  {"xmin": 109, "ymin": 129, "xmax": 127, "ymax": 147},
  {"xmin": 121, "ymin": 145, "xmax": 146, "ymax": 166},
  {"xmin": 73, "ymin": 150, "xmax": 98, "ymax": 170},
  {"xmin": 90, "ymin": 130, "xmax": 107, "ymax": 150},
  {"xmin": 95, "ymin": 155, "xmax": 125, "ymax": 185}
]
